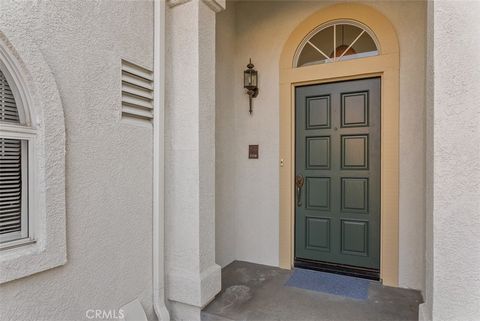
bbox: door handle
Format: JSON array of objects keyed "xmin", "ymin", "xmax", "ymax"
[{"xmin": 295, "ymin": 174, "xmax": 304, "ymax": 207}]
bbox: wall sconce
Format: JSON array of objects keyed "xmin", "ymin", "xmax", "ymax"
[{"xmin": 244, "ymin": 58, "xmax": 259, "ymax": 114}]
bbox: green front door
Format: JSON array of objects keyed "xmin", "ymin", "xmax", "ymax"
[{"xmin": 295, "ymin": 77, "xmax": 380, "ymax": 271}]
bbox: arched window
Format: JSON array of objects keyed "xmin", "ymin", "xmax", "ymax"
[
  {"xmin": 0, "ymin": 61, "xmax": 32, "ymax": 244},
  {"xmin": 294, "ymin": 20, "xmax": 379, "ymax": 67},
  {"xmin": 0, "ymin": 30, "xmax": 65, "ymax": 283}
]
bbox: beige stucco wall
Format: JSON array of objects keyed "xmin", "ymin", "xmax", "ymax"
[
  {"xmin": 216, "ymin": 0, "xmax": 426, "ymax": 290},
  {"xmin": 0, "ymin": 1, "xmax": 155, "ymax": 320},
  {"xmin": 215, "ymin": 4, "xmax": 237, "ymax": 268}
]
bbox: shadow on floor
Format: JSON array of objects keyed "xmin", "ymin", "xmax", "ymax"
[{"xmin": 202, "ymin": 261, "xmax": 422, "ymax": 321}]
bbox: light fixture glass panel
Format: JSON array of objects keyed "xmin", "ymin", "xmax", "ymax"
[
  {"xmin": 251, "ymin": 71, "xmax": 257, "ymax": 87},
  {"xmin": 244, "ymin": 71, "xmax": 252, "ymax": 87}
]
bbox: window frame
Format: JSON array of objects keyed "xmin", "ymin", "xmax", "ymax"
[
  {"xmin": 0, "ymin": 125, "xmax": 35, "ymax": 248},
  {"xmin": 0, "ymin": 29, "xmax": 66, "ymax": 284},
  {"xmin": 0, "ymin": 57, "xmax": 36, "ymax": 248}
]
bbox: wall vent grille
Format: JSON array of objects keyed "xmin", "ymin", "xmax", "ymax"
[{"xmin": 121, "ymin": 59, "xmax": 153, "ymax": 122}]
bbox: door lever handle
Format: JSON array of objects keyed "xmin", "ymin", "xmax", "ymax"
[{"xmin": 295, "ymin": 174, "xmax": 304, "ymax": 207}]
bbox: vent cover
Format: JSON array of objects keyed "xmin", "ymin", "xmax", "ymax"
[{"xmin": 121, "ymin": 59, "xmax": 153, "ymax": 122}]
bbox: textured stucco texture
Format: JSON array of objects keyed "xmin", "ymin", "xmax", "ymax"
[
  {"xmin": 216, "ymin": 0, "xmax": 426, "ymax": 291},
  {"xmin": 422, "ymin": 1, "xmax": 480, "ymax": 320},
  {"xmin": 165, "ymin": 1, "xmax": 221, "ymax": 319},
  {"xmin": 0, "ymin": 1, "xmax": 155, "ymax": 320}
]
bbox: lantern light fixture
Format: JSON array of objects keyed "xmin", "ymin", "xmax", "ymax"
[{"xmin": 244, "ymin": 58, "xmax": 259, "ymax": 114}]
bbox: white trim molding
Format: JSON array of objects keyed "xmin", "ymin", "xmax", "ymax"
[
  {"xmin": 201, "ymin": 0, "xmax": 226, "ymax": 13},
  {"xmin": 153, "ymin": 0, "xmax": 170, "ymax": 320},
  {"xmin": 0, "ymin": 27, "xmax": 66, "ymax": 284},
  {"xmin": 167, "ymin": 0, "xmax": 225, "ymax": 12}
]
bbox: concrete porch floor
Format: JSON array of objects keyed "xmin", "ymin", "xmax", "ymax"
[{"xmin": 202, "ymin": 261, "xmax": 422, "ymax": 321}]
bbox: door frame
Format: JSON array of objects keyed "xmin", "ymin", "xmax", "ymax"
[{"xmin": 279, "ymin": 3, "xmax": 400, "ymax": 286}]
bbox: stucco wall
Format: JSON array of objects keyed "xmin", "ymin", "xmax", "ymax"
[
  {"xmin": 216, "ymin": 0, "xmax": 426, "ymax": 290},
  {"xmin": 0, "ymin": 1, "xmax": 155, "ymax": 320},
  {"xmin": 422, "ymin": 1, "xmax": 480, "ymax": 320},
  {"xmin": 215, "ymin": 3, "xmax": 237, "ymax": 268}
]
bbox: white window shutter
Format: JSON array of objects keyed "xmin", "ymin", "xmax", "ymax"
[
  {"xmin": 0, "ymin": 138, "xmax": 23, "ymax": 236},
  {"xmin": 0, "ymin": 70, "xmax": 20, "ymax": 123}
]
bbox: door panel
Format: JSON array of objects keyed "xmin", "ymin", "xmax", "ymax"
[{"xmin": 295, "ymin": 77, "xmax": 380, "ymax": 270}]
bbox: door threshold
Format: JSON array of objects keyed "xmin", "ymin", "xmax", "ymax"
[{"xmin": 294, "ymin": 258, "xmax": 380, "ymax": 281}]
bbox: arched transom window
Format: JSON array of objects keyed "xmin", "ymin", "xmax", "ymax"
[{"xmin": 295, "ymin": 20, "xmax": 379, "ymax": 67}]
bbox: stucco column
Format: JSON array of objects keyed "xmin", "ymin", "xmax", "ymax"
[
  {"xmin": 164, "ymin": 0, "xmax": 225, "ymax": 320},
  {"xmin": 421, "ymin": 1, "xmax": 480, "ymax": 320}
]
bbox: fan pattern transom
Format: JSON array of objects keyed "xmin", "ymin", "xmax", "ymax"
[{"xmin": 295, "ymin": 20, "xmax": 379, "ymax": 67}]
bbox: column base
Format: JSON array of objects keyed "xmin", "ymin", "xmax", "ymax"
[
  {"xmin": 168, "ymin": 264, "xmax": 221, "ymax": 308},
  {"xmin": 168, "ymin": 301, "xmax": 202, "ymax": 321}
]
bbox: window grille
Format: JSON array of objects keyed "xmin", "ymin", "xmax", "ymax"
[{"xmin": 295, "ymin": 21, "xmax": 379, "ymax": 67}]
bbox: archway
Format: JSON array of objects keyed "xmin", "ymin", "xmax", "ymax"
[{"xmin": 278, "ymin": 3, "xmax": 400, "ymax": 286}]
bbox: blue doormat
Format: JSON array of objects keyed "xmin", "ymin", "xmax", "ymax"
[{"xmin": 285, "ymin": 268, "xmax": 370, "ymax": 300}]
